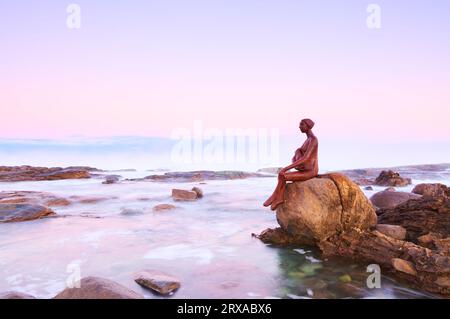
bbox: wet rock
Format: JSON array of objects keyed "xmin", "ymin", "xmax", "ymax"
[
  {"xmin": 120, "ymin": 208, "xmax": 143, "ymax": 215},
  {"xmin": 0, "ymin": 291, "xmax": 36, "ymax": 299},
  {"xmin": 0, "ymin": 191, "xmax": 71, "ymax": 207},
  {"xmin": 391, "ymin": 258, "xmax": 417, "ymax": 276},
  {"xmin": 69, "ymin": 195, "xmax": 116, "ymax": 204},
  {"xmin": 412, "ymin": 183, "xmax": 449, "ymax": 198},
  {"xmin": 385, "ymin": 187, "xmax": 396, "ymax": 192},
  {"xmin": 377, "ymin": 196, "xmax": 450, "ymax": 241},
  {"xmin": 273, "ymin": 173, "xmax": 377, "ymax": 245},
  {"xmin": 0, "ymin": 166, "xmax": 92, "ymax": 182},
  {"xmin": 370, "ymin": 190, "xmax": 421, "ymax": 209},
  {"xmin": 191, "ymin": 187, "xmax": 203, "ymax": 198},
  {"xmin": 374, "ymin": 170, "xmax": 411, "ymax": 187},
  {"xmin": 364, "ymin": 186, "xmax": 373, "ymax": 190},
  {"xmin": 153, "ymin": 204, "xmax": 177, "ymax": 212},
  {"xmin": 136, "ymin": 170, "xmax": 268, "ymax": 182},
  {"xmin": 102, "ymin": 175, "xmax": 120, "ymax": 184},
  {"xmin": 134, "ymin": 270, "xmax": 180, "ymax": 295},
  {"xmin": 54, "ymin": 276, "xmax": 144, "ymax": 299},
  {"xmin": 376, "ymin": 224, "xmax": 407, "ymax": 240},
  {"xmin": 0, "ymin": 203, "xmax": 55, "ymax": 223},
  {"xmin": 172, "ymin": 189, "xmax": 198, "ymax": 201}
]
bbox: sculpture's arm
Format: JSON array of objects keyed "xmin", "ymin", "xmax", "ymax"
[{"xmin": 282, "ymin": 139, "xmax": 317, "ymax": 172}]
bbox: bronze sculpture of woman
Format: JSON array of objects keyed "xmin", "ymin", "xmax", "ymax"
[{"xmin": 263, "ymin": 118, "xmax": 319, "ymax": 210}]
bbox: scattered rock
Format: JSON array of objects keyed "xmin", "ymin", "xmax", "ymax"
[
  {"xmin": 172, "ymin": 189, "xmax": 198, "ymax": 201},
  {"xmin": 0, "ymin": 291, "xmax": 36, "ymax": 299},
  {"xmin": 375, "ymin": 224, "xmax": 407, "ymax": 240},
  {"xmin": 391, "ymin": 258, "xmax": 417, "ymax": 276},
  {"xmin": 53, "ymin": 276, "xmax": 144, "ymax": 299},
  {"xmin": 364, "ymin": 186, "xmax": 373, "ymax": 191},
  {"xmin": 370, "ymin": 190, "xmax": 421, "ymax": 209},
  {"xmin": 134, "ymin": 270, "xmax": 180, "ymax": 295},
  {"xmin": 102, "ymin": 175, "xmax": 120, "ymax": 184},
  {"xmin": 374, "ymin": 170, "xmax": 411, "ymax": 187},
  {"xmin": 191, "ymin": 187, "xmax": 203, "ymax": 198},
  {"xmin": 412, "ymin": 183, "xmax": 449, "ymax": 198},
  {"xmin": 385, "ymin": 187, "xmax": 396, "ymax": 192},
  {"xmin": 153, "ymin": 204, "xmax": 177, "ymax": 212},
  {"xmin": 0, "ymin": 203, "xmax": 55, "ymax": 223}
]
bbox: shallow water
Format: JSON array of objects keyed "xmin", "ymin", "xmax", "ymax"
[{"xmin": 0, "ymin": 171, "xmax": 445, "ymax": 299}]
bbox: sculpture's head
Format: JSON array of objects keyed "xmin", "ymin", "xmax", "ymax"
[{"xmin": 299, "ymin": 118, "xmax": 315, "ymax": 133}]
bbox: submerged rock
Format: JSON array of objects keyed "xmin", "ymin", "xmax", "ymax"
[
  {"xmin": 172, "ymin": 189, "xmax": 198, "ymax": 201},
  {"xmin": 153, "ymin": 204, "xmax": 177, "ymax": 212},
  {"xmin": 370, "ymin": 190, "xmax": 421, "ymax": 209},
  {"xmin": 0, "ymin": 203, "xmax": 55, "ymax": 223},
  {"xmin": 191, "ymin": 187, "xmax": 203, "ymax": 198},
  {"xmin": 0, "ymin": 191, "xmax": 71, "ymax": 207},
  {"xmin": 374, "ymin": 170, "xmax": 411, "ymax": 187},
  {"xmin": 54, "ymin": 276, "xmax": 144, "ymax": 299},
  {"xmin": 102, "ymin": 175, "xmax": 120, "ymax": 184},
  {"xmin": 134, "ymin": 270, "xmax": 181, "ymax": 295},
  {"xmin": 0, "ymin": 291, "xmax": 36, "ymax": 299}
]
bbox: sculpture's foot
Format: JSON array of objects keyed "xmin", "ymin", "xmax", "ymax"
[
  {"xmin": 263, "ymin": 195, "xmax": 275, "ymax": 207},
  {"xmin": 270, "ymin": 198, "xmax": 284, "ymax": 211}
]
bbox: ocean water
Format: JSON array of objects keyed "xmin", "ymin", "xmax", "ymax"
[{"xmin": 0, "ymin": 170, "xmax": 446, "ymax": 299}]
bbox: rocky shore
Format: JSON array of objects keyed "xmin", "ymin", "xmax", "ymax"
[
  {"xmin": 256, "ymin": 173, "xmax": 450, "ymax": 296},
  {"xmin": 0, "ymin": 166, "xmax": 98, "ymax": 182}
]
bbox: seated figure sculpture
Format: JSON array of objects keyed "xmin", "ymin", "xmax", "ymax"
[{"xmin": 263, "ymin": 118, "xmax": 319, "ymax": 210}]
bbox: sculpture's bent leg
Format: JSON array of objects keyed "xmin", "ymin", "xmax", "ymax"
[{"xmin": 270, "ymin": 171, "xmax": 317, "ymax": 210}]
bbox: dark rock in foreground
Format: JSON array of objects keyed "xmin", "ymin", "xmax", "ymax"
[
  {"xmin": 0, "ymin": 203, "xmax": 55, "ymax": 223},
  {"xmin": 53, "ymin": 276, "xmax": 144, "ymax": 299},
  {"xmin": 0, "ymin": 166, "xmax": 92, "ymax": 182},
  {"xmin": 370, "ymin": 190, "xmax": 421, "ymax": 209},
  {"xmin": 132, "ymin": 170, "xmax": 268, "ymax": 182},
  {"xmin": 134, "ymin": 270, "xmax": 180, "ymax": 295},
  {"xmin": 0, "ymin": 291, "xmax": 36, "ymax": 299}
]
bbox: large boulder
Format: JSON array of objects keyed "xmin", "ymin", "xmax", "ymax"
[
  {"xmin": 0, "ymin": 203, "xmax": 55, "ymax": 223},
  {"xmin": 134, "ymin": 270, "xmax": 180, "ymax": 295},
  {"xmin": 274, "ymin": 173, "xmax": 377, "ymax": 245},
  {"xmin": 53, "ymin": 276, "xmax": 144, "ymax": 299},
  {"xmin": 370, "ymin": 190, "xmax": 421, "ymax": 209},
  {"xmin": 374, "ymin": 170, "xmax": 411, "ymax": 187},
  {"xmin": 412, "ymin": 183, "xmax": 449, "ymax": 198}
]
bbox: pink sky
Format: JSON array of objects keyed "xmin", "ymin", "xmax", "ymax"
[{"xmin": 1, "ymin": 1, "xmax": 449, "ymax": 142}]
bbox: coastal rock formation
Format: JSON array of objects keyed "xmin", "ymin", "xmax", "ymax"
[
  {"xmin": 0, "ymin": 166, "xmax": 92, "ymax": 182},
  {"xmin": 134, "ymin": 270, "xmax": 180, "ymax": 295},
  {"xmin": 134, "ymin": 170, "xmax": 267, "ymax": 182},
  {"xmin": 412, "ymin": 183, "xmax": 449, "ymax": 198},
  {"xmin": 375, "ymin": 224, "xmax": 406, "ymax": 240},
  {"xmin": 0, "ymin": 291, "xmax": 36, "ymax": 299},
  {"xmin": 377, "ymin": 195, "xmax": 450, "ymax": 242},
  {"xmin": 374, "ymin": 170, "xmax": 411, "ymax": 187},
  {"xmin": 53, "ymin": 276, "xmax": 144, "ymax": 299},
  {"xmin": 0, "ymin": 191, "xmax": 71, "ymax": 207},
  {"xmin": 370, "ymin": 190, "xmax": 421, "ymax": 209},
  {"xmin": 0, "ymin": 203, "xmax": 55, "ymax": 223},
  {"xmin": 256, "ymin": 173, "xmax": 450, "ymax": 295}
]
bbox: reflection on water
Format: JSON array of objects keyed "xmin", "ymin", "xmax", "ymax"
[{"xmin": 0, "ymin": 171, "xmax": 443, "ymax": 299}]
